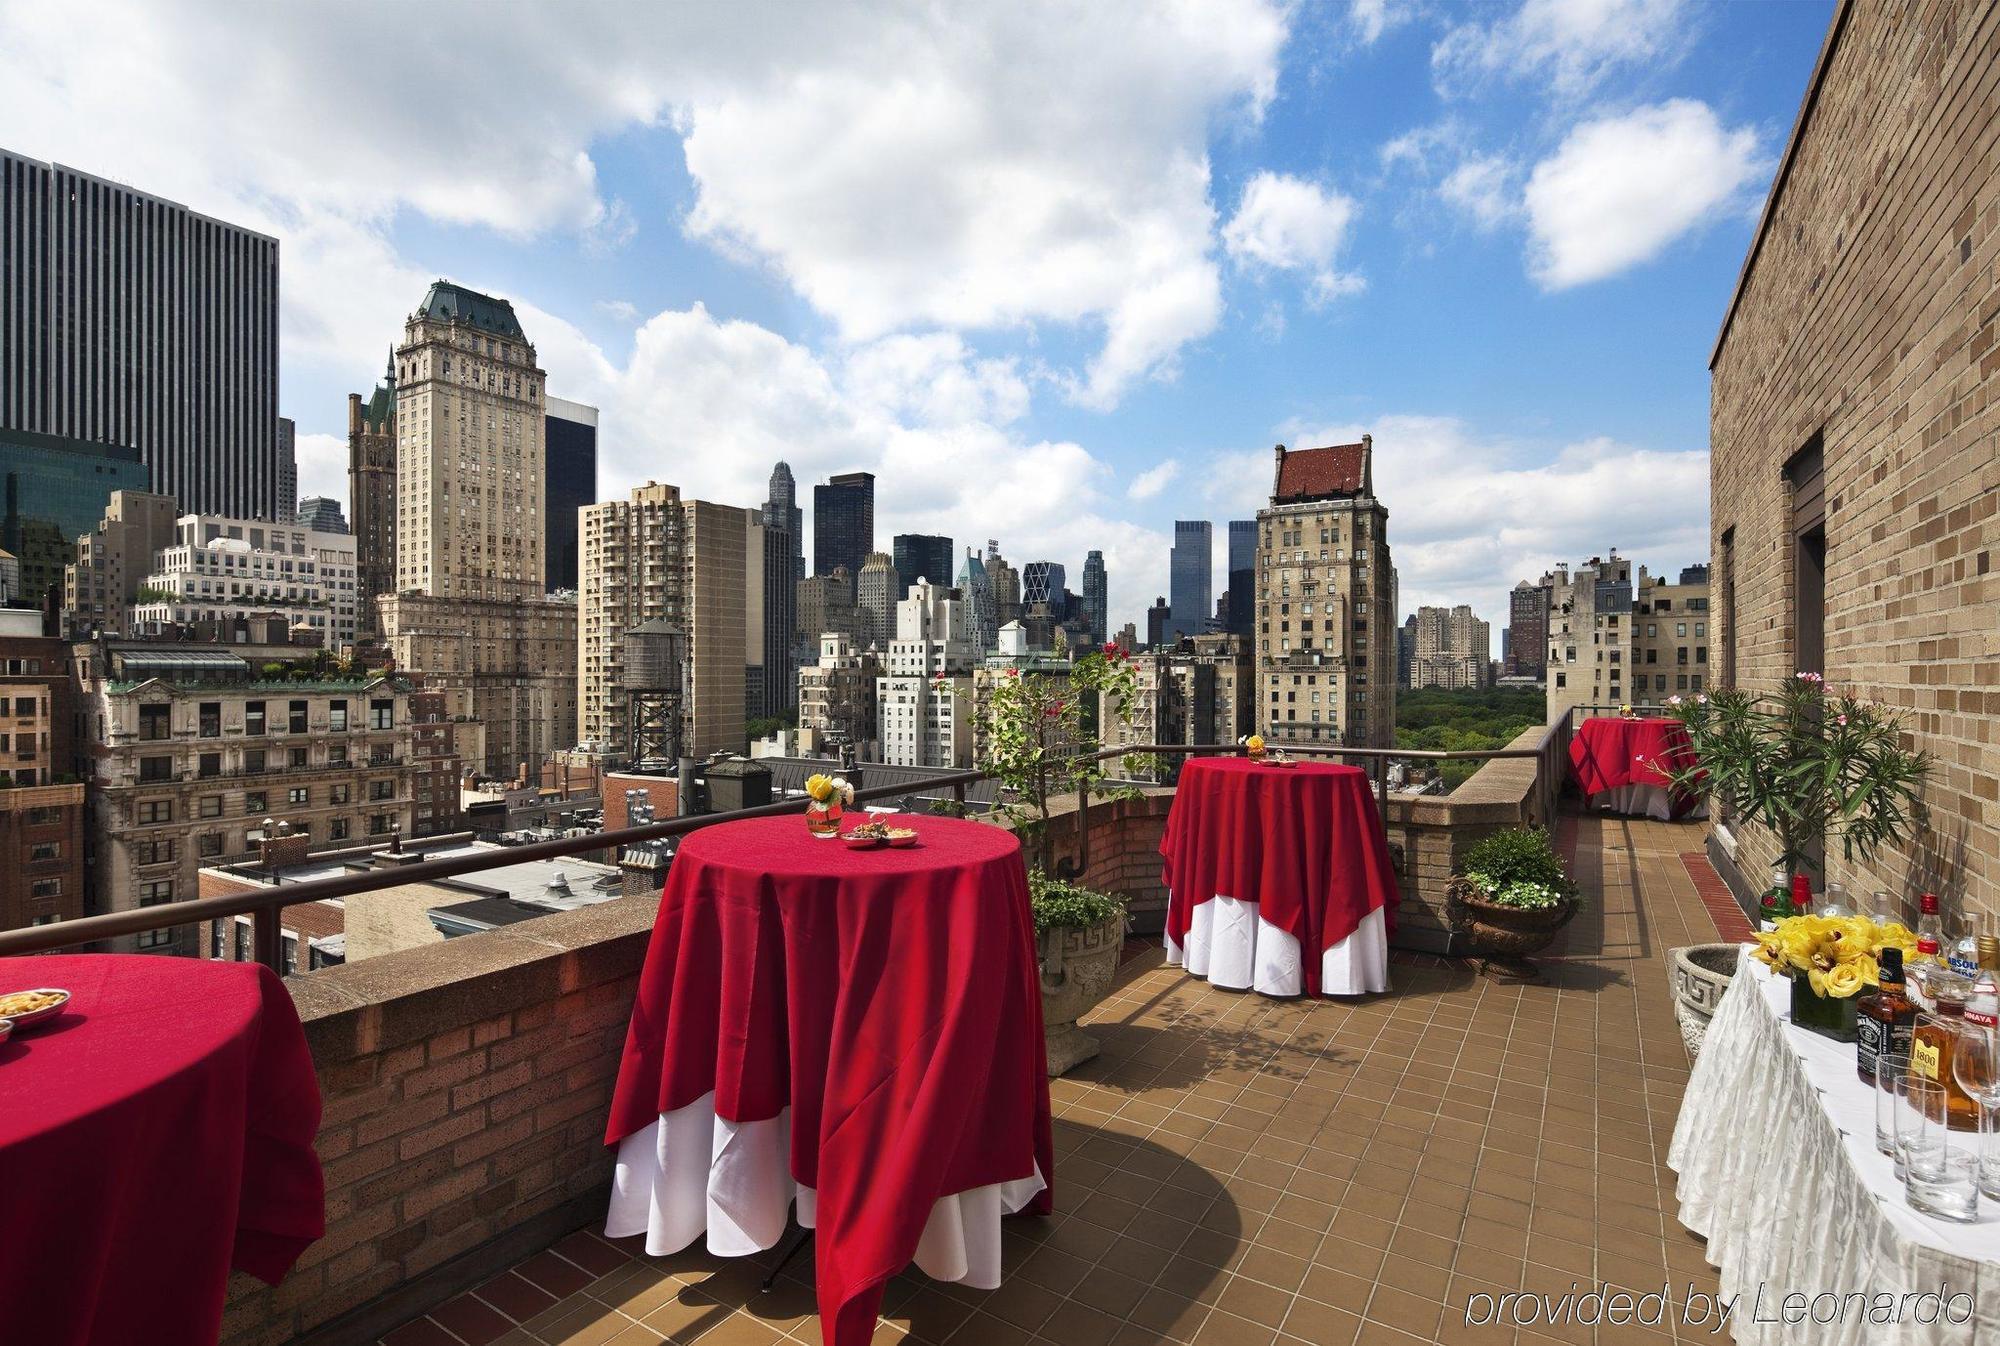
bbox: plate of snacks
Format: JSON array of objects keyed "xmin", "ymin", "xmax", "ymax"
[
  {"xmin": 882, "ymin": 826, "xmax": 920, "ymax": 848},
  {"xmin": 0, "ymin": 987, "xmax": 70, "ymax": 1029},
  {"xmin": 1261, "ymin": 751, "xmax": 1299, "ymax": 768},
  {"xmin": 842, "ymin": 821, "xmax": 891, "ymax": 849}
]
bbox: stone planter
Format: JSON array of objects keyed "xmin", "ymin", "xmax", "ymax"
[
  {"xmin": 1668, "ymin": 943, "xmax": 1740, "ymax": 1060},
  {"xmin": 1038, "ymin": 913, "xmax": 1125, "ymax": 1076},
  {"xmin": 1446, "ymin": 876, "xmax": 1578, "ymax": 970}
]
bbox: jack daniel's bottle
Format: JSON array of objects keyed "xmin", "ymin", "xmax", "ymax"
[{"xmin": 1857, "ymin": 947, "xmax": 1916, "ymax": 1084}]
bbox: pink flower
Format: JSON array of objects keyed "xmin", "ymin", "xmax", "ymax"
[
  {"xmin": 1836, "ymin": 713, "xmax": 1848, "ymax": 726},
  {"xmin": 1102, "ymin": 642, "xmax": 1118, "ymax": 657}
]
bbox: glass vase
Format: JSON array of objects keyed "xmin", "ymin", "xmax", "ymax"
[
  {"xmin": 1791, "ymin": 970, "xmax": 1859, "ymax": 1042},
  {"xmin": 805, "ymin": 800, "xmax": 843, "ymax": 838}
]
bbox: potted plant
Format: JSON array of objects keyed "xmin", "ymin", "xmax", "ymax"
[
  {"xmin": 970, "ymin": 645, "xmax": 1139, "ymax": 1075},
  {"xmin": 1663, "ymin": 677, "xmax": 1929, "ymax": 903},
  {"xmin": 1031, "ymin": 872, "xmax": 1126, "ymax": 1075},
  {"xmin": 1748, "ymin": 914, "xmax": 1916, "ymax": 1042},
  {"xmin": 1447, "ymin": 826, "xmax": 1579, "ymax": 974}
]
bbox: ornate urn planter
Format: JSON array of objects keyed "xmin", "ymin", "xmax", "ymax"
[
  {"xmin": 1447, "ymin": 876, "xmax": 1579, "ymax": 975},
  {"xmin": 1668, "ymin": 943, "xmax": 1741, "ymax": 1059},
  {"xmin": 1038, "ymin": 913, "xmax": 1125, "ymax": 1076}
]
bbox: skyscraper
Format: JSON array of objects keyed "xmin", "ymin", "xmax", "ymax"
[
  {"xmin": 1, "ymin": 149, "xmax": 284, "ymax": 518},
  {"xmin": 0, "ymin": 428, "xmax": 146, "ymax": 610},
  {"xmin": 956, "ymin": 548, "xmax": 997, "ymax": 652},
  {"xmin": 275, "ymin": 418, "xmax": 298, "ymax": 521},
  {"xmin": 1410, "ymin": 604, "xmax": 1492, "ymax": 689},
  {"xmin": 578, "ymin": 484, "xmax": 685, "ymax": 755},
  {"xmin": 378, "ymin": 281, "xmax": 577, "ymax": 778},
  {"xmin": 1022, "ymin": 561, "xmax": 1066, "ymax": 612},
  {"xmin": 985, "ymin": 541, "xmax": 1021, "ymax": 630},
  {"xmin": 745, "ymin": 509, "xmax": 797, "ymax": 719},
  {"xmin": 1507, "ymin": 578, "xmax": 1551, "ymax": 679},
  {"xmin": 347, "ymin": 359, "xmax": 397, "ymax": 642},
  {"xmin": 296, "ymin": 496, "xmax": 349, "ymax": 533},
  {"xmin": 855, "ymin": 551, "xmax": 897, "ymax": 650},
  {"xmin": 892, "ymin": 533, "xmax": 954, "ymax": 599},
  {"xmin": 1081, "ymin": 550, "xmax": 1108, "ymax": 647},
  {"xmin": 813, "ymin": 471, "xmax": 874, "ymax": 578},
  {"xmin": 764, "ymin": 462, "xmax": 804, "ymax": 584},
  {"xmin": 878, "ymin": 578, "xmax": 977, "ymax": 768},
  {"xmin": 1226, "ymin": 520, "xmax": 1256, "ymax": 638},
  {"xmin": 1147, "ymin": 595, "xmax": 1171, "ymax": 649},
  {"xmin": 1169, "ymin": 521, "xmax": 1212, "ymax": 641},
  {"xmin": 544, "ymin": 396, "xmax": 598, "ymax": 593}
]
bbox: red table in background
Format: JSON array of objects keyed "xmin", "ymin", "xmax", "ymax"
[
  {"xmin": 0, "ymin": 955, "xmax": 325, "ymax": 1346},
  {"xmin": 1569, "ymin": 716, "xmax": 1703, "ymax": 819},
  {"xmin": 1160, "ymin": 757, "xmax": 1399, "ymax": 998},
  {"xmin": 605, "ymin": 814, "xmax": 1053, "ymax": 1346}
]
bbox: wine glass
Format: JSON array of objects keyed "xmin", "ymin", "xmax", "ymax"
[{"xmin": 1952, "ymin": 1023, "xmax": 2000, "ymax": 1198}]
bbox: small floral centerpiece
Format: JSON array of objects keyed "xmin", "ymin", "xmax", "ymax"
[
  {"xmin": 803, "ymin": 773, "xmax": 853, "ymax": 838},
  {"xmin": 1619, "ymin": 703, "xmax": 1637, "ymax": 720},
  {"xmin": 1752, "ymin": 913, "xmax": 1918, "ymax": 1041},
  {"xmin": 1241, "ymin": 733, "xmax": 1267, "ymax": 761}
]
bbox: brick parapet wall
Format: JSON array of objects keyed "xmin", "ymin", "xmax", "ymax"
[{"xmin": 218, "ymin": 898, "xmax": 656, "ymax": 1346}]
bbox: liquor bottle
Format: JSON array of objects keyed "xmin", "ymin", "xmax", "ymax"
[
  {"xmin": 1758, "ymin": 865, "xmax": 1791, "ymax": 932},
  {"xmin": 1790, "ymin": 874, "xmax": 1812, "ymax": 920},
  {"xmin": 1917, "ymin": 892, "xmax": 1946, "ymax": 950},
  {"xmin": 1948, "ymin": 911, "xmax": 1983, "ymax": 979},
  {"xmin": 1869, "ymin": 890, "xmax": 1898, "ymax": 926},
  {"xmin": 1911, "ymin": 974, "xmax": 1982, "ymax": 1131},
  {"xmin": 1857, "ymin": 946, "xmax": 1917, "ymax": 1084}
]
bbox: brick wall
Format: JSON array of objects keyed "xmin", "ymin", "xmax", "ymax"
[
  {"xmin": 1036, "ymin": 791, "xmax": 1174, "ymax": 931},
  {"xmin": 218, "ymin": 899, "xmax": 655, "ymax": 1346},
  {"xmin": 1709, "ymin": 0, "xmax": 2000, "ymax": 927}
]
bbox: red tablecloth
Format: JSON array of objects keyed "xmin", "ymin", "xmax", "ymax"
[
  {"xmin": 605, "ymin": 814, "xmax": 1053, "ymax": 1346},
  {"xmin": 1569, "ymin": 716, "xmax": 1700, "ymax": 816},
  {"xmin": 1160, "ymin": 757, "xmax": 1399, "ymax": 996},
  {"xmin": 0, "ymin": 954, "xmax": 324, "ymax": 1345}
]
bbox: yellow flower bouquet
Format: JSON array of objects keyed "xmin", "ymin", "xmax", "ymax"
[{"xmin": 1752, "ymin": 913, "xmax": 1917, "ymax": 1040}]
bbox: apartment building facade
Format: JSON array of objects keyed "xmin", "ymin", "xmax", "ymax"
[
  {"xmin": 878, "ymin": 578, "xmax": 975, "ymax": 768},
  {"xmin": 128, "ymin": 513, "xmax": 360, "ymax": 650},
  {"xmin": 1254, "ymin": 438, "xmax": 1396, "ymax": 747},
  {"xmin": 75, "ymin": 639, "xmax": 424, "ymax": 955}
]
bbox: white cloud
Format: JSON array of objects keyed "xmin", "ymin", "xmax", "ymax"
[
  {"xmin": 1439, "ymin": 155, "xmax": 1518, "ymax": 229},
  {"xmin": 1432, "ymin": 0, "xmax": 1696, "ymax": 100},
  {"xmin": 0, "ymin": 0, "xmax": 1289, "ymax": 415},
  {"xmin": 1524, "ymin": 99, "xmax": 1765, "ymax": 289},
  {"xmin": 1222, "ymin": 171, "xmax": 1364, "ymax": 306},
  {"xmin": 1348, "ymin": 0, "xmax": 1414, "ymax": 46},
  {"xmin": 1240, "ymin": 413, "xmax": 1709, "ymax": 640},
  {"xmin": 1128, "ymin": 461, "xmax": 1182, "ymax": 500},
  {"xmin": 594, "ymin": 299, "xmax": 641, "ymax": 324},
  {"xmin": 294, "ymin": 432, "xmax": 348, "ymax": 503}
]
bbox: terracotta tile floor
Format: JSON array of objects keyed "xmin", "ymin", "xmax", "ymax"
[{"xmin": 377, "ymin": 812, "xmax": 1738, "ymax": 1346}]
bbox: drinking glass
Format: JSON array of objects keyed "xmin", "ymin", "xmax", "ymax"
[
  {"xmin": 1876, "ymin": 1052, "xmax": 1912, "ymax": 1158},
  {"xmin": 1904, "ymin": 1076, "xmax": 1981, "ymax": 1221},
  {"xmin": 1951, "ymin": 1023, "xmax": 2000, "ymax": 1198},
  {"xmin": 1897, "ymin": 1076, "xmax": 1946, "ymax": 1181}
]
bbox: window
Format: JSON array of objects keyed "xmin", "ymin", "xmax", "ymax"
[
  {"xmin": 1786, "ymin": 436, "xmax": 1826, "ymax": 679},
  {"xmin": 28, "ymin": 841, "xmax": 59, "ymax": 862},
  {"xmin": 199, "ymin": 833, "xmax": 224, "ymax": 858},
  {"xmin": 329, "ymin": 700, "xmax": 348, "ymax": 732},
  {"xmin": 137, "ymin": 800, "xmax": 172, "ymax": 825},
  {"xmin": 199, "ymin": 702, "xmax": 221, "ymax": 737},
  {"xmin": 287, "ymin": 787, "xmax": 309, "ymax": 806},
  {"xmin": 369, "ymin": 814, "xmax": 394, "ymax": 836},
  {"xmin": 139, "ymin": 880, "xmax": 173, "ymax": 905},
  {"xmin": 288, "ymin": 747, "xmax": 308, "ymax": 769},
  {"xmin": 138, "ymin": 756, "xmax": 174, "ymax": 782},
  {"xmin": 30, "ymin": 878, "xmax": 60, "ymax": 899},
  {"xmin": 330, "ymin": 818, "xmax": 350, "ymax": 841},
  {"xmin": 330, "ymin": 783, "xmax": 350, "ymax": 804},
  {"xmin": 245, "ymin": 792, "xmax": 267, "ymax": 814},
  {"xmin": 370, "ymin": 699, "xmax": 394, "ymax": 730},
  {"xmin": 197, "ymin": 752, "xmax": 220, "ymax": 778},
  {"xmin": 1676, "ymin": 622, "xmax": 1688, "ymax": 638},
  {"xmin": 245, "ymin": 701, "xmax": 266, "ymax": 735},
  {"xmin": 139, "ymin": 703, "xmax": 171, "ymax": 740},
  {"xmin": 328, "ymin": 744, "xmax": 348, "ymax": 766},
  {"xmin": 134, "ymin": 838, "xmax": 177, "ymax": 865}
]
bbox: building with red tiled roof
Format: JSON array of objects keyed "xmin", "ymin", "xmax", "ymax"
[
  {"xmin": 1272, "ymin": 437, "xmax": 1372, "ymax": 503},
  {"xmin": 1254, "ymin": 434, "xmax": 1395, "ymax": 749}
]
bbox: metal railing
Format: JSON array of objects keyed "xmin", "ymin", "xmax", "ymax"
[{"xmin": 0, "ymin": 729, "xmax": 1566, "ymax": 974}]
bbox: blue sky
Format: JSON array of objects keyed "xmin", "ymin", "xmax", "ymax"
[{"xmin": 1, "ymin": 0, "xmax": 1834, "ymax": 639}]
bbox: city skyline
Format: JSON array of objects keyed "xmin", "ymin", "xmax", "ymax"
[{"xmin": 0, "ymin": 2, "xmax": 1833, "ymax": 631}]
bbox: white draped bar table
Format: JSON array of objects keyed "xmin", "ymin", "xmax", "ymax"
[{"xmin": 1669, "ymin": 956, "xmax": 2000, "ymax": 1343}]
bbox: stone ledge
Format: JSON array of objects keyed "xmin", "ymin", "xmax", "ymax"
[{"xmin": 289, "ymin": 895, "xmax": 659, "ymax": 1061}]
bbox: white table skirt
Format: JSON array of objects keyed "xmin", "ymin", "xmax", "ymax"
[
  {"xmin": 605, "ymin": 1091, "xmax": 1046, "ymax": 1289},
  {"xmin": 1668, "ymin": 957, "xmax": 2000, "ymax": 1342},
  {"xmin": 1164, "ymin": 895, "xmax": 1389, "ymax": 996},
  {"xmin": 1585, "ymin": 783, "xmax": 1708, "ymax": 821}
]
